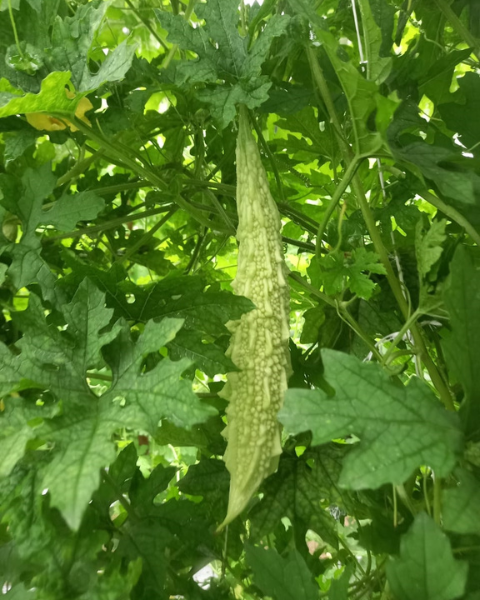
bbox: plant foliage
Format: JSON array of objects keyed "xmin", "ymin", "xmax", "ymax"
[{"xmin": 0, "ymin": 0, "xmax": 479, "ymax": 598}]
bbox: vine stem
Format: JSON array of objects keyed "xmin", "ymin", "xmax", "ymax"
[
  {"xmin": 337, "ymin": 302, "xmax": 383, "ymax": 361},
  {"xmin": 7, "ymin": 0, "xmax": 24, "ymax": 59},
  {"xmin": 307, "ymin": 45, "xmax": 455, "ymax": 411},
  {"xmin": 116, "ymin": 207, "xmax": 178, "ymax": 264},
  {"xmin": 44, "ymin": 205, "xmax": 174, "ymax": 241},
  {"xmin": 381, "ymin": 310, "xmax": 420, "ymax": 366},
  {"xmin": 433, "ymin": 474, "xmax": 442, "ymax": 525},
  {"xmin": 124, "ymin": 0, "xmax": 168, "ymax": 51},
  {"xmin": 56, "ymin": 149, "xmax": 105, "ymax": 187},
  {"xmin": 420, "ymin": 189, "xmax": 480, "ymax": 246},
  {"xmin": 315, "ymin": 156, "xmax": 362, "ymax": 261},
  {"xmin": 432, "ymin": 0, "xmax": 480, "ymax": 61},
  {"xmin": 162, "ymin": 0, "xmax": 198, "ymax": 68},
  {"xmin": 289, "ymin": 271, "xmax": 380, "ymax": 354},
  {"xmin": 63, "ymin": 117, "xmax": 233, "ymax": 233},
  {"xmin": 251, "ymin": 113, "xmax": 285, "ymax": 202}
]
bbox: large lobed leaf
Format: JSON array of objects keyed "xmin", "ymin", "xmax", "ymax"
[
  {"xmin": 279, "ymin": 350, "xmax": 463, "ymax": 490},
  {"xmin": 0, "ymin": 279, "xmax": 216, "ymax": 529}
]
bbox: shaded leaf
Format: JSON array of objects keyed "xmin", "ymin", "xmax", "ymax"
[
  {"xmin": 246, "ymin": 544, "xmax": 319, "ymax": 600},
  {"xmin": 442, "ymin": 245, "xmax": 480, "ymax": 437},
  {"xmin": 249, "ymin": 446, "xmax": 345, "ymax": 548},
  {"xmin": 443, "ymin": 468, "xmax": 480, "ymax": 535},
  {"xmin": 386, "ymin": 513, "xmax": 468, "ymax": 600},
  {"xmin": 167, "ymin": 329, "xmax": 236, "ymax": 377},
  {"xmin": 415, "ymin": 218, "xmax": 447, "ymax": 278},
  {"xmin": 357, "ymin": 0, "xmax": 393, "ymax": 83}
]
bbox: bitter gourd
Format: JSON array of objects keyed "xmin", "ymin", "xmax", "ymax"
[{"xmin": 218, "ymin": 106, "xmax": 291, "ymax": 530}]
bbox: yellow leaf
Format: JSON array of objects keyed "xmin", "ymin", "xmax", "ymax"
[{"xmin": 26, "ymin": 90, "xmax": 93, "ymax": 132}]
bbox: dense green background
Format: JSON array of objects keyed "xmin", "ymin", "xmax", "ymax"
[{"xmin": 0, "ymin": 0, "xmax": 479, "ymax": 598}]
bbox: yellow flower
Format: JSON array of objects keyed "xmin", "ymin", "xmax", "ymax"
[{"xmin": 26, "ymin": 90, "xmax": 93, "ymax": 132}]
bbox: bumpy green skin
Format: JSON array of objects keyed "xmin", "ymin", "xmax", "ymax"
[{"xmin": 218, "ymin": 108, "xmax": 291, "ymax": 530}]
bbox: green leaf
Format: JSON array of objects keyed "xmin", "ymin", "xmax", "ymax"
[
  {"xmin": 241, "ymin": 14, "xmax": 290, "ymax": 80},
  {"xmin": 129, "ymin": 286, "xmax": 255, "ymax": 336},
  {"xmin": 3, "ymin": 130, "xmax": 36, "ymax": 165},
  {"xmin": 246, "ymin": 544, "xmax": 319, "ymax": 600},
  {"xmin": 315, "ymin": 31, "xmax": 384, "ymax": 156},
  {"xmin": 4, "ymin": 279, "xmax": 118, "ymax": 403},
  {"xmin": 300, "ymin": 305, "xmax": 325, "ymax": 344},
  {"xmin": 248, "ymin": 446, "xmax": 345, "ymax": 548},
  {"xmin": 442, "ymin": 468, "xmax": 480, "ymax": 535},
  {"xmin": 0, "ymin": 400, "xmax": 38, "ymax": 477},
  {"xmin": 41, "ymin": 401, "xmax": 127, "ymax": 530},
  {"xmin": 129, "ymin": 463, "xmax": 177, "ymax": 511},
  {"xmin": 61, "ymin": 278, "xmax": 121, "ymax": 372},
  {"xmin": 81, "ymin": 40, "xmax": 136, "ymax": 92},
  {"xmin": 156, "ymin": 0, "xmax": 289, "ymax": 127},
  {"xmin": 442, "ymin": 245, "xmax": 480, "ymax": 436},
  {"xmin": 117, "ymin": 520, "xmax": 171, "ymax": 596},
  {"xmin": 347, "ymin": 247, "xmax": 387, "ymax": 299},
  {"xmin": 357, "ymin": 0, "xmax": 393, "ymax": 83},
  {"xmin": 0, "ymin": 72, "xmax": 80, "ymax": 118},
  {"xmin": 48, "ymin": 2, "xmax": 135, "ymax": 92},
  {"xmin": 1, "ymin": 281, "xmax": 215, "ymax": 526},
  {"xmin": 177, "ymin": 458, "xmax": 230, "ymax": 516},
  {"xmin": 103, "ymin": 320, "xmax": 217, "ymax": 432},
  {"xmin": 196, "ymin": 78, "xmax": 272, "ymax": 129},
  {"xmin": 41, "ymin": 191, "xmax": 105, "ymax": 231},
  {"xmin": 318, "ymin": 248, "xmax": 386, "ymax": 300},
  {"xmin": 387, "ymin": 103, "xmax": 480, "ymax": 222},
  {"xmin": 0, "ymin": 262, "xmax": 7, "ymax": 285},
  {"xmin": 386, "ymin": 513, "xmax": 468, "ymax": 600},
  {"xmin": 0, "ymin": 166, "xmax": 104, "ymax": 305},
  {"xmin": 328, "ymin": 565, "xmax": 353, "ymax": 600},
  {"xmin": 439, "ymin": 72, "xmax": 480, "ymax": 149},
  {"xmin": 167, "ymin": 329, "xmax": 236, "ymax": 377},
  {"xmin": 279, "ymin": 350, "xmax": 462, "ymax": 490},
  {"xmin": 415, "ymin": 218, "xmax": 447, "ymax": 279}
]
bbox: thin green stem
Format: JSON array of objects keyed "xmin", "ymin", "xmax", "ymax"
[
  {"xmin": 432, "ymin": 0, "xmax": 480, "ymax": 61},
  {"xmin": 185, "ymin": 228, "xmax": 206, "ymax": 274},
  {"xmin": 353, "ymin": 174, "xmax": 454, "ymax": 410},
  {"xmin": 8, "ymin": 0, "xmax": 23, "ymax": 58},
  {"xmin": 337, "ymin": 303, "xmax": 383, "ymax": 361},
  {"xmin": 306, "ymin": 46, "xmax": 349, "ymax": 151},
  {"xmin": 117, "ymin": 207, "xmax": 177, "ymax": 264},
  {"xmin": 307, "ymin": 44, "xmax": 455, "ymax": 410},
  {"xmin": 393, "ymin": 485, "xmax": 398, "ymax": 527},
  {"xmin": 87, "ymin": 372, "xmax": 112, "ymax": 382},
  {"xmin": 420, "ymin": 189, "xmax": 480, "ymax": 246},
  {"xmin": 423, "ymin": 470, "xmax": 432, "ymax": 516},
  {"xmin": 279, "ymin": 203, "xmax": 320, "ymax": 231},
  {"xmin": 433, "ymin": 474, "xmax": 442, "ymax": 525},
  {"xmin": 162, "ymin": 0, "xmax": 197, "ymax": 68},
  {"xmin": 86, "ymin": 181, "xmax": 148, "ymax": 197},
  {"xmin": 202, "ymin": 188, "xmax": 236, "ymax": 233},
  {"xmin": 67, "ymin": 118, "xmax": 232, "ymax": 232},
  {"xmin": 56, "ymin": 149, "xmax": 105, "ymax": 188},
  {"xmin": 287, "ymin": 270, "xmax": 336, "ymax": 307},
  {"xmin": 251, "ymin": 114, "xmax": 285, "ymax": 202},
  {"xmin": 124, "ymin": 0, "xmax": 168, "ymax": 50},
  {"xmin": 283, "ymin": 236, "xmax": 316, "ymax": 253},
  {"xmin": 316, "ymin": 157, "xmax": 361, "ymax": 261},
  {"xmin": 43, "ymin": 205, "xmax": 174, "ymax": 242},
  {"xmin": 381, "ymin": 310, "xmax": 420, "ymax": 366},
  {"xmin": 101, "ymin": 468, "xmax": 138, "ymax": 523}
]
